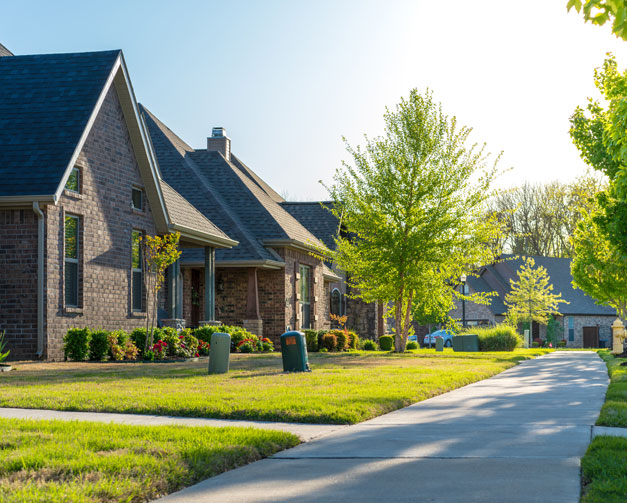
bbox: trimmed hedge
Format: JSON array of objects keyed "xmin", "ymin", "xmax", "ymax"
[
  {"xmin": 461, "ymin": 326, "xmax": 521, "ymax": 351},
  {"xmin": 322, "ymin": 333, "xmax": 337, "ymax": 351},
  {"xmin": 362, "ymin": 339, "xmax": 378, "ymax": 351},
  {"xmin": 88, "ymin": 330, "xmax": 109, "ymax": 361},
  {"xmin": 304, "ymin": 329, "xmax": 319, "ymax": 352},
  {"xmin": 406, "ymin": 341, "xmax": 418, "ymax": 350},
  {"xmin": 379, "ymin": 335, "xmax": 394, "ymax": 351},
  {"xmin": 64, "ymin": 328, "xmax": 91, "ymax": 361}
]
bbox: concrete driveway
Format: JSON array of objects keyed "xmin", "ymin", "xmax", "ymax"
[{"xmin": 155, "ymin": 351, "xmax": 608, "ymax": 503}]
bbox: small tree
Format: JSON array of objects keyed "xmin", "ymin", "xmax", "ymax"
[
  {"xmin": 326, "ymin": 89, "xmax": 501, "ymax": 352},
  {"xmin": 142, "ymin": 232, "xmax": 182, "ymax": 351},
  {"xmin": 505, "ymin": 257, "xmax": 568, "ymax": 329}
]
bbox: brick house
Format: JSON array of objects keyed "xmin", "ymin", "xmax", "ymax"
[
  {"xmin": 0, "ymin": 47, "xmax": 235, "ymax": 360},
  {"xmin": 450, "ymin": 255, "xmax": 617, "ymax": 348}
]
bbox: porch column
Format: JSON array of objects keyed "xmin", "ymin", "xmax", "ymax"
[
  {"xmin": 200, "ymin": 246, "xmax": 217, "ymax": 324},
  {"xmin": 243, "ymin": 267, "xmax": 263, "ymax": 338},
  {"xmin": 162, "ymin": 259, "xmax": 185, "ymax": 331}
]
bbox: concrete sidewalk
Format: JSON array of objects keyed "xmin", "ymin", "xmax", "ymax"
[
  {"xmin": 0, "ymin": 407, "xmax": 343, "ymax": 442},
  {"xmin": 155, "ymin": 351, "xmax": 608, "ymax": 503}
]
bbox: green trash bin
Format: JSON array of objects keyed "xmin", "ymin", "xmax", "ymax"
[
  {"xmin": 453, "ymin": 334, "xmax": 479, "ymax": 352},
  {"xmin": 453, "ymin": 335, "xmax": 464, "ymax": 352},
  {"xmin": 280, "ymin": 331, "xmax": 310, "ymax": 372},
  {"xmin": 208, "ymin": 332, "xmax": 230, "ymax": 374}
]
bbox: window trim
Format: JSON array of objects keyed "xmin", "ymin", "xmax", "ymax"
[
  {"xmin": 131, "ymin": 229, "xmax": 144, "ymax": 313},
  {"xmin": 64, "ymin": 214, "xmax": 80, "ymax": 308}
]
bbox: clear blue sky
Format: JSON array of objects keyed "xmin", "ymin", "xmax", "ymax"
[{"xmin": 3, "ymin": 0, "xmax": 627, "ymax": 200}]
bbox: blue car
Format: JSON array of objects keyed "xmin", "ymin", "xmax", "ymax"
[{"xmin": 423, "ymin": 329, "xmax": 455, "ymax": 347}]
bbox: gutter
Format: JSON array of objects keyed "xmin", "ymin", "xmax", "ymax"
[
  {"xmin": 169, "ymin": 223, "xmax": 238, "ymax": 249},
  {"xmin": 262, "ymin": 239, "xmax": 331, "ymax": 258},
  {"xmin": 32, "ymin": 202, "xmax": 45, "ymax": 358}
]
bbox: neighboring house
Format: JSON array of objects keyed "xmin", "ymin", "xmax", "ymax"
[
  {"xmin": 0, "ymin": 47, "xmax": 235, "ymax": 360},
  {"xmin": 141, "ymin": 108, "xmax": 343, "ymax": 342},
  {"xmin": 450, "ymin": 255, "xmax": 616, "ymax": 348}
]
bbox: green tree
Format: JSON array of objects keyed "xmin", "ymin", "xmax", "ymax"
[
  {"xmin": 326, "ymin": 89, "xmax": 501, "ymax": 352},
  {"xmin": 505, "ymin": 257, "xmax": 568, "ymax": 327},
  {"xmin": 567, "ymin": 0, "xmax": 627, "ymax": 40},
  {"xmin": 571, "ymin": 204, "xmax": 627, "ymax": 320},
  {"xmin": 570, "ymin": 55, "xmax": 627, "ymax": 255},
  {"xmin": 142, "ymin": 232, "xmax": 182, "ymax": 351}
]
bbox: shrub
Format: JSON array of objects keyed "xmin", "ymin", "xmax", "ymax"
[
  {"xmin": 107, "ymin": 332, "xmax": 124, "ymax": 361},
  {"xmin": 319, "ymin": 347, "xmax": 328, "ymax": 353},
  {"xmin": 379, "ymin": 335, "xmax": 394, "ymax": 351},
  {"xmin": 89, "ymin": 329, "xmax": 109, "ymax": 361},
  {"xmin": 123, "ymin": 340, "xmax": 139, "ymax": 360},
  {"xmin": 238, "ymin": 340, "xmax": 256, "ymax": 353},
  {"xmin": 261, "ymin": 337, "xmax": 274, "ymax": 352},
  {"xmin": 559, "ymin": 339, "xmax": 567, "ymax": 347},
  {"xmin": 328, "ymin": 329, "xmax": 348, "ymax": 351},
  {"xmin": 181, "ymin": 331, "xmax": 199, "ymax": 357},
  {"xmin": 533, "ymin": 337, "xmax": 543, "ymax": 348},
  {"xmin": 198, "ymin": 340, "xmax": 211, "ymax": 356},
  {"xmin": 151, "ymin": 339, "xmax": 168, "ymax": 360},
  {"xmin": 194, "ymin": 325, "xmax": 221, "ymax": 344},
  {"xmin": 64, "ymin": 328, "xmax": 91, "ymax": 361},
  {"xmin": 161, "ymin": 329, "xmax": 182, "ymax": 357},
  {"xmin": 362, "ymin": 339, "xmax": 377, "ymax": 351},
  {"xmin": 0, "ymin": 330, "xmax": 9, "ymax": 363},
  {"xmin": 304, "ymin": 329, "xmax": 319, "ymax": 352},
  {"xmin": 322, "ymin": 333, "xmax": 337, "ymax": 351},
  {"xmin": 406, "ymin": 341, "xmax": 419, "ymax": 350},
  {"xmin": 462, "ymin": 325, "xmax": 521, "ymax": 351},
  {"xmin": 347, "ymin": 331, "xmax": 359, "ymax": 350},
  {"xmin": 316, "ymin": 330, "xmax": 327, "ymax": 350},
  {"xmin": 130, "ymin": 328, "xmax": 147, "ymax": 356}
]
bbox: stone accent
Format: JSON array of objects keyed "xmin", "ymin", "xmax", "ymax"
[
  {"xmin": 242, "ymin": 319, "xmax": 263, "ymax": 338},
  {"xmin": 161, "ymin": 319, "xmax": 186, "ymax": 331},
  {"xmin": 44, "ymin": 85, "xmax": 158, "ymax": 360},
  {"xmin": 0, "ymin": 209, "xmax": 39, "ymax": 360}
]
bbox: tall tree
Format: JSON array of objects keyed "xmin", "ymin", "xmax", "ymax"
[
  {"xmin": 487, "ymin": 175, "xmax": 605, "ymax": 257},
  {"xmin": 326, "ymin": 89, "xmax": 501, "ymax": 352},
  {"xmin": 571, "ymin": 203, "xmax": 627, "ymax": 320},
  {"xmin": 505, "ymin": 257, "xmax": 568, "ymax": 327}
]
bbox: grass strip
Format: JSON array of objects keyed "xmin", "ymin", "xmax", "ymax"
[
  {"xmin": 595, "ymin": 350, "xmax": 627, "ymax": 427},
  {"xmin": 0, "ymin": 418, "xmax": 299, "ymax": 503},
  {"xmin": 0, "ymin": 349, "xmax": 550, "ymax": 424},
  {"xmin": 581, "ymin": 435, "xmax": 627, "ymax": 503}
]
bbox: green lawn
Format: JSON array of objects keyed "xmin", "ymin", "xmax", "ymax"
[
  {"xmin": 579, "ymin": 350, "xmax": 627, "ymax": 503},
  {"xmin": 0, "ymin": 349, "xmax": 551, "ymax": 424},
  {"xmin": 596, "ymin": 350, "xmax": 627, "ymax": 427},
  {"xmin": 0, "ymin": 418, "xmax": 298, "ymax": 503},
  {"xmin": 581, "ymin": 435, "xmax": 627, "ymax": 503}
]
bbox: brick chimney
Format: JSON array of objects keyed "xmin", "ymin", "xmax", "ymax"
[{"xmin": 207, "ymin": 127, "xmax": 231, "ymax": 161}]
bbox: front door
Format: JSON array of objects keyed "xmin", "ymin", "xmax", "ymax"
[
  {"xmin": 583, "ymin": 326, "xmax": 599, "ymax": 348},
  {"xmin": 299, "ymin": 265, "xmax": 311, "ymax": 329}
]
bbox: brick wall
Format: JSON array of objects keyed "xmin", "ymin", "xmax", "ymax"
[
  {"xmin": 44, "ymin": 85, "xmax": 158, "ymax": 360},
  {"xmin": 0, "ymin": 209, "xmax": 38, "ymax": 360}
]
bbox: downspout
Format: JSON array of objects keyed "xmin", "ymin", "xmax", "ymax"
[{"xmin": 32, "ymin": 202, "xmax": 44, "ymax": 358}]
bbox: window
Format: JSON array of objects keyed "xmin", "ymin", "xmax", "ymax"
[
  {"xmin": 132, "ymin": 188, "xmax": 143, "ymax": 211},
  {"xmin": 131, "ymin": 230, "xmax": 143, "ymax": 312},
  {"xmin": 568, "ymin": 317, "xmax": 575, "ymax": 342},
  {"xmin": 64, "ymin": 215, "xmax": 79, "ymax": 307},
  {"xmin": 299, "ymin": 265, "xmax": 311, "ymax": 329},
  {"xmin": 330, "ymin": 288, "xmax": 342, "ymax": 316},
  {"xmin": 65, "ymin": 167, "xmax": 79, "ymax": 193}
]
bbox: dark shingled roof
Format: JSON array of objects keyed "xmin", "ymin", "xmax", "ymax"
[
  {"xmin": 280, "ymin": 201, "xmax": 339, "ymax": 250},
  {"xmin": 470, "ymin": 255, "xmax": 616, "ymax": 317},
  {"xmin": 0, "ymin": 50, "xmax": 120, "ymax": 197},
  {"xmin": 141, "ymin": 105, "xmax": 325, "ymax": 265}
]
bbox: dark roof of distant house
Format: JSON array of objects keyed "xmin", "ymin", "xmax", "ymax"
[
  {"xmin": 0, "ymin": 43, "xmax": 13, "ymax": 57},
  {"xmin": 140, "ymin": 105, "xmax": 326, "ymax": 265},
  {"xmin": 0, "ymin": 50, "xmax": 121, "ymax": 197},
  {"xmin": 469, "ymin": 254, "xmax": 616, "ymax": 317},
  {"xmin": 280, "ymin": 201, "xmax": 339, "ymax": 250}
]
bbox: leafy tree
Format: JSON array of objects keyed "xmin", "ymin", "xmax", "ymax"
[
  {"xmin": 571, "ymin": 204, "xmax": 627, "ymax": 319},
  {"xmin": 505, "ymin": 257, "xmax": 568, "ymax": 327},
  {"xmin": 487, "ymin": 175, "xmax": 604, "ymax": 257},
  {"xmin": 142, "ymin": 232, "xmax": 182, "ymax": 351},
  {"xmin": 570, "ymin": 55, "xmax": 627, "ymax": 255},
  {"xmin": 567, "ymin": 0, "xmax": 627, "ymax": 40},
  {"xmin": 326, "ymin": 89, "xmax": 501, "ymax": 352}
]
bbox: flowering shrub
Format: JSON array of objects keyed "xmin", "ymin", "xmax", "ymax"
[
  {"xmin": 198, "ymin": 340, "xmax": 211, "ymax": 356},
  {"xmin": 123, "ymin": 340, "xmax": 139, "ymax": 360},
  {"xmin": 237, "ymin": 339, "xmax": 257, "ymax": 353},
  {"xmin": 151, "ymin": 340, "xmax": 168, "ymax": 360},
  {"xmin": 107, "ymin": 333, "xmax": 125, "ymax": 361},
  {"xmin": 261, "ymin": 337, "xmax": 274, "ymax": 352},
  {"xmin": 107, "ymin": 331, "xmax": 138, "ymax": 361},
  {"xmin": 322, "ymin": 333, "xmax": 337, "ymax": 351}
]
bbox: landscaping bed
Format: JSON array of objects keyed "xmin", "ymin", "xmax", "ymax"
[
  {"xmin": 0, "ymin": 349, "xmax": 550, "ymax": 425},
  {"xmin": 0, "ymin": 418, "xmax": 298, "ymax": 503}
]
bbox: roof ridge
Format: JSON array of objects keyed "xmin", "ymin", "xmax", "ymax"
[
  {"xmin": 229, "ymin": 153, "xmax": 285, "ymax": 203},
  {"xmin": 140, "ymin": 105, "xmax": 194, "ymax": 156}
]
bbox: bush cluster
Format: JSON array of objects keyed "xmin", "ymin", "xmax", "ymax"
[
  {"xmin": 302, "ymin": 329, "xmax": 360, "ymax": 352},
  {"xmin": 406, "ymin": 341, "xmax": 419, "ymax": 350},
  {"xmin": 461, "ymin": 325, "xmax": 521, "ymax": 351},
  {"xmin": 378, "ymin": 335, "xmax": 395, "ymax": 351},
  {"xmin": 361, "ymin": 339, "xmax": 378, "ymax": 351},
  {"xmin": 192, "ymin": 324, "xmax": 273, "ymax": 353}
]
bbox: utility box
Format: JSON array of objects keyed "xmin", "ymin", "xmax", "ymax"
[
  {"xmin": 280, "ymin": 331, "xmax": 310, "ymax": 372},
  {"xmin": 208, "ymin": 332, "xmax": 230, "ymax": 374},
  {"xmin": 453, "ymin": 335, "xmax": 479, "ymax": 352},
  {"xmin": 435, "ymin": 336, "xmax": 444, "ymax": 352}
]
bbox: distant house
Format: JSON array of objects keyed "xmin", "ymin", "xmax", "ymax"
[
  {"xmin": 450, "ymin": 255, "xmax": 616, "ymax": 348},
  {"xmin": 0, "ymin": 47, "xmax": 235, "ymax": 360}
]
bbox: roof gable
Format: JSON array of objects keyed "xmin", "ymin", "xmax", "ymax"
[{"xmin": 281, "ymin": 201, "xmax": 339, "ymax": 250}]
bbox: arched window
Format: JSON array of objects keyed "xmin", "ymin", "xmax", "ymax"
[{"xmin": 330, "ymin": 288, "xmax": 342, "ymax": 316}]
